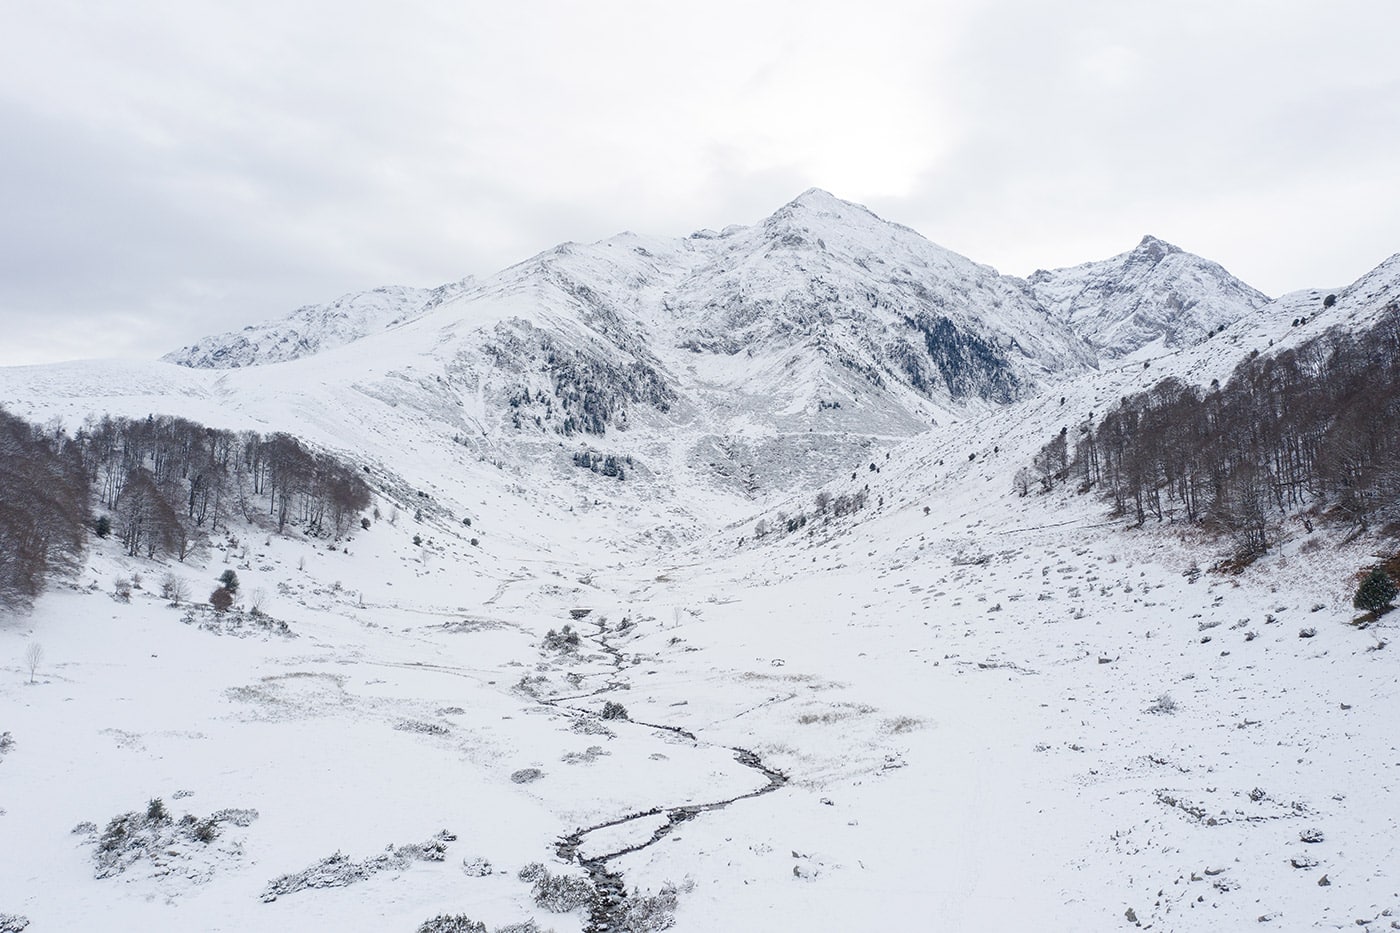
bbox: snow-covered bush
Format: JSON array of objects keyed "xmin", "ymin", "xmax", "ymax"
[
  {"xmin": 530, "ymin": 870, "xmax": 594, "ymax": 912},
  {"xmin": 1147, "ymin": 693, "xmax": 1177, "ymax": 715},
  {"xmin": 461, "ymin": 855, "xmax": 492, "ymax": 877},
  {"xmin": 86, "ymin": 800, "xmax": 259, "ymax": 879},
  {"xmin": 617, "ymin": 880, "xmax": 691, "ymax": 932},
  {"xmin": 261, "ymin": 830, "xmax": 455, "ymax": 902},
  {"xmin": 542, "ymin": 625, "xmax": 581, "ymax": 653},
  {"xmin": 416, "ymin": 916, "xmax": 485, "ymax": 933},
  {"xmin": 517, "ymin": 862, "xmax": 548, "ymax": 882}
]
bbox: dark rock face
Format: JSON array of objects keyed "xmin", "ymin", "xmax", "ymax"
[
  {"xmin": 491, "ymin": 321, "xmax": 673, "ymax": 437},
  {"xmin": 904, "ymin": 314, "xmax": 1022, "ymax": 403}
]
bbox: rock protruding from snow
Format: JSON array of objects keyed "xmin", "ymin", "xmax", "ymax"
[{"xmin": 1026, "ymin": 235, "xmax": 1271, "ymax": 359}]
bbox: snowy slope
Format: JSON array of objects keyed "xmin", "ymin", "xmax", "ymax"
[
  {"xmin": 139, "ymin": 191, "xmax": 1260, "ymax": 512},
  {"xmin": 3, "ymin": 204, "xmax": 1399, "ymax": 933},
  {"xmin": 163, "ymin": 280, "xmax": 474, "ymax": 369}
]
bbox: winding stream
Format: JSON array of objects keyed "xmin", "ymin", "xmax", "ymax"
[{"xmin": 540, "ymin": 611, "xmax": 790, "ymax": 933}]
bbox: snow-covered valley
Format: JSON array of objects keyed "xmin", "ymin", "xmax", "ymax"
[{"xmin": 2, "ymin": 192, "xmax": 1398, "ymax": 932}]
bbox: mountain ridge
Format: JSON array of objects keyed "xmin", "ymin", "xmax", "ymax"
[{"xmin": 163, "ymin": 191, "xmax": 1263, "ymax": 384}]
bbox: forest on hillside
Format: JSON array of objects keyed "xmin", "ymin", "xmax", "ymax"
[
  {"xmin": 0, "ymin": 410, "xmax": 370, "ymax": 610},
  {"xmin": 1026, "ymin": 305, "xmax": 1400, "ymax": 556}
]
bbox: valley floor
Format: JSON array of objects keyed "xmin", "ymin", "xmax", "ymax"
[{"xmin": 3, "ymin": 485, "xmax": 1398, "ymax": 932}]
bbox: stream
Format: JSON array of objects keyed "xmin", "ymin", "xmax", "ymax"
[{"xmin": 540, "ymin": 611, "xmax": 790, "ymax": 933}]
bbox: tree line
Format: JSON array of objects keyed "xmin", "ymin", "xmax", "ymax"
[
  {"xmin": 0, "ymin": 409, "xmax": 371, "ymax": 610},
  {"xmin": 1026, "ymin": 304, "xmax": 1400, "ymax": 556},
  {"xmin": 0, "ymin": 409, "xmax": 88, "ymax": 610}
]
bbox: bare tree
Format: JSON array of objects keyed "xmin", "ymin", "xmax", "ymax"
[
  {"xmin": 1049, "ymin": 302, "xmax": 1400, "ymax": 546},
  {"xmin": 0, "ymin": 408, "xmax": 89, "ymax": 611},
  {"xmin": 1012, "ymin": 467, "xmax": 1034, "ymax": 498},
  {"xmin": 160, "ymin": 572, "xmax": 191, "ymax": 605},
  {"xmin": 25, "ymin": 642, "xmax": 43, "ymax": 684}
]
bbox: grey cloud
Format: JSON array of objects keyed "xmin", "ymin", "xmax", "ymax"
[{"xmin": 2, "ymin": 0, "xmax": 1399, "ymax": 365}]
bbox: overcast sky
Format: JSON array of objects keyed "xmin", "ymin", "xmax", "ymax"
[{"xmin": 3, "ymin": 0, "xmax": 1399, "ymax": 366}]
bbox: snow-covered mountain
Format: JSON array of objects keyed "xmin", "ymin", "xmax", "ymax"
[
  {"xmin": 166, "ymin": 193, "xmax": 1267, "ymax": 389},
  {"xmin": 1026, "ymin": 234, "xmax": 1271, "ymax": 360},
  {"xmin": 663, "ymin": 190, "xmax": 1097, "ymax": 404},
  {"xmin": 146, "ymin": 191, "xmax": 1271, "ymax": 505},
  {"xmin": 3, "ymin": 193, "xmax": 1399, "ymax": 933}
]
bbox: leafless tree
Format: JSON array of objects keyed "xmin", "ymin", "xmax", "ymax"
[
  {"xmin": 1045, "ymin": 302, "xmax": 1400, "ymax": 548},
  {"xmin": 160, "ymin": 572, "xmax": 191, "ymax": 605},
  {"xmin": 0, "ymin": 408, "xmax": 88, "ymax": 611}
]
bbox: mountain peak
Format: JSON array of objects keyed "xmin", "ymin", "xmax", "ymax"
[
  {"xmin": 1028, "ymin": 236, "xmax": 1269, "ymax": 360},
  {"xmin": 770, "ymin": 188, "xmax": 877, "ymax": 226},
  {"xmin": 1133, "ymin": 235, "xmax": 1182, "ymax": 263},
  {"xmin": 788, "ymin": 187, "xmax": 842, "ymax": 207}
]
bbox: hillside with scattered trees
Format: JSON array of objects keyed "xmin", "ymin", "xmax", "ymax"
[
  {"xmin": 1027, "ymin": 304, "xmax": 1400, "ymax": 557},
  {"xmin": 0, "ymin": 409, "xmax": 370, "ymax": 611}
]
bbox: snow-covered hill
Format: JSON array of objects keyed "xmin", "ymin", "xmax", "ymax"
[{"xmin": 163, "ymin": 280, "xmax": 475, "ymax": 369}]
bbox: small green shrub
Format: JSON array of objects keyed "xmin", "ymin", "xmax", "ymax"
[
  {"xmin": 193, "ymin": 819, "xmax": 218, "ymax": 843},
  {"xmin": 1354, "ymin": 568, "xmax": 1397, "ymax": 614},
  {"xmin": 98, "ymin": 814, "xmax": 132, "ymax": 853}
]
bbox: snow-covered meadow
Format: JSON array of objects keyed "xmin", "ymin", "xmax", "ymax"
[{"xmin": 4, "ymin": 400, "xmax": 1397, "ymax": 931}]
